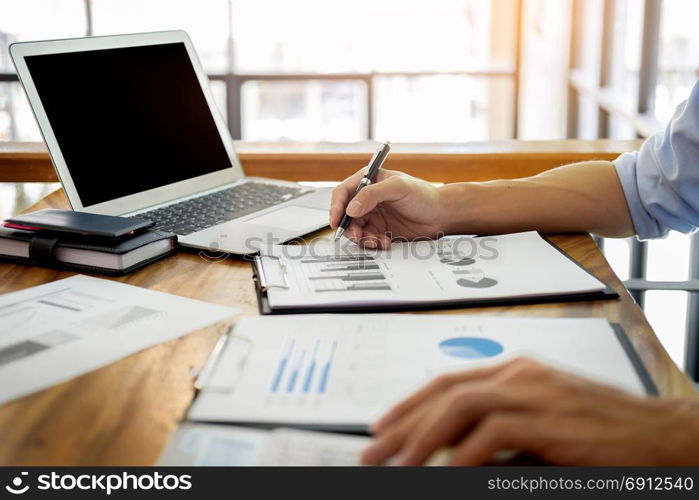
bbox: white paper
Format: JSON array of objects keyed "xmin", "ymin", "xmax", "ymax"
[
  {"xmin": 262, "ymin": 231, "xmax": 606, "ymax": 309},
  {"xmin": 187, "ymin": 315, "xmax": 647, "ymax": 428},
  {"xmin": 157, "ymin": 423, "xmax": 371, "ymax": 466},
  {"xmin": 0, "ymin": 275, "xmax": 238, "ymax": 405}
]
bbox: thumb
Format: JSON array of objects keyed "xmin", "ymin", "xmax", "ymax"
[{"xmin": 345, "ymin": 177, "xmax": 409, "ymax": 217}]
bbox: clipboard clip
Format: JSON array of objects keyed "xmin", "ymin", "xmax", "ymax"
[
  {"xmin": 253, "ymin": 254, "xmax": 290, "ymax": 292},
  {"xmin": 195, "ymin": 326, "xmax": 253, "ymax": 393}
]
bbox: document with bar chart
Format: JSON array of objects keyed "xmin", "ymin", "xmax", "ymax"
[
  {"xmin": 254, "ymin": 231, "xmax": 613, "ymax": 313},
  {"xmin": 186, "ymin": 315, "xmax": 652, "ymax": 429},
  {"xmin": 0, "ymin": 275, "xmax": 238, "ymax": 405}
]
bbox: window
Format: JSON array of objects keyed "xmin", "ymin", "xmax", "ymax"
[
  {"xmin": 0, "ymin": 0, "xmax": 519, "ymax": 143},
  {"xmin": 568, "ymin": 0, "xmax": 699, "ymax": 374},
  {"xmin": 655, "ymin": 0, "xmax": 699, "ymax": 122},
  {"xmin": 607, "ymin": 0, "xmax": 643, "ymax": 138},
  {"xmin": 609, "ymin": 0, "xmax": 643, "ymax": 109},
  {"xmin": 373, "ymin": 75, "xmax": 502, "ymax": 142},
  {"xmin": 241, "ymin": 79, "xmax": 367, "ymax": 141},
  {"xmin": 0, "ymin": 82, "xmax": 40, "ymax": 141},
  {"xmin": 230, "ymin": 0, "xmax": 508, "ymax": 73},
  {"xmin": 0, "ymin": 0, "xmax": 88, "ymax": 141},
  {"xmin": 91, "ymin": 0, "xmax": 231, "ymax": 72}
]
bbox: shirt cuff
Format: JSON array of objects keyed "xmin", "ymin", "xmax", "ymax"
[{"xmin": 613, "ymin": 151, "xmax": 667, "ymax": 240}]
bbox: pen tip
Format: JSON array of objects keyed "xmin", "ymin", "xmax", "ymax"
[{"xmin": 333, "ymin": 228, "xmax": 344, "ymax": 241}]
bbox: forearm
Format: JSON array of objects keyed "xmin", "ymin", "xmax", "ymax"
[{"xmin": 440, "ymin": 160, "xmax": 636, "ymax": 237}]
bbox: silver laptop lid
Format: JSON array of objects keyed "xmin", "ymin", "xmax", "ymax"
[{"xmin": 10, "ymin": 30, "xmax": 245, "ymax": 215}]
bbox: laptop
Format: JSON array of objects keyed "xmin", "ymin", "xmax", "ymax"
[{"xmin": 10, "ymin": 31, "xmax": 332, "ymax": 255}]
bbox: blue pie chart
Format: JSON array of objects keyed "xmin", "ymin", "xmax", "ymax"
[{"xmin": 438, "ymin": 337, "xmax": 504, "ymax": 359}]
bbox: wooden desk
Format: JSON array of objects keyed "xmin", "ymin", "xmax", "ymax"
[{"xmin": 0, "ymin": 140, "xmax": 695, "ymax": 466}]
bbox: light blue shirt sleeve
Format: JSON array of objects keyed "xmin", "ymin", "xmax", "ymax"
[{"xmin": 613, "ymin": 79, "xmax": 699, "ymax": 239}]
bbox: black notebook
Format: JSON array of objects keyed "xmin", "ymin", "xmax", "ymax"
[
  {"xmin": 0, "ymin": 225, "xmax": 177, "ymax": 275},
  {"xmin": 5, "ymin": 209, "xmax": 153, "ymax": 238}
]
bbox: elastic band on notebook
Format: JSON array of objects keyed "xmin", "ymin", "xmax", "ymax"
[{"xmin": 28, "ymin": 236, "xmax": 59, "ymax": 265}]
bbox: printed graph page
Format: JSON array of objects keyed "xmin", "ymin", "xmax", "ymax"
[
  {"xmin": 0, "ymin": 275, "xmax": 238, "ymax": 405},
  {"xmin": 187, "ymin": 315, "xmax": 646, "ymax": 428},
  {"xmin": 262, "ymin": 232, "xmax": 606, "ymax": 309},
  {"xmin": 158, "ymin": 423, "xmax": 371, "ymax": 466},
  {"xmin": 158, "ymin": 423, "xmax": 451, "ymax": 466}
]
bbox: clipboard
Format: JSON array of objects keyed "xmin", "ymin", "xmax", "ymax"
[
  {"xmin": 250, "ymin": 238, "xmax": 619, "ymax": 315},
  {"xmin": 187, "ymin": 320, "xmax": 657, "ymax": 434},
  {"xmin": 611, "ymin": 323, "xmax": 658, "ymax": 396}
]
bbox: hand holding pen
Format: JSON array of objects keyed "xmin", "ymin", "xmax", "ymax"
[
  {"xmin": 329, "ymin": 142, "xmax": 448, "ymax": 248},
  {"xmin": 333, "ymin": 141, "xmax": 392, "ymax": 241}
]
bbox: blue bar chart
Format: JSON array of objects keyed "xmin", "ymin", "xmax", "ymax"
[
  {"xmin": 302, "ymin": 341, "xmax": 319, "ymax": 393},
  {"xmin": 270, "ymin": 338, "xmax": 294, "ymax": 393},
  {"xmin": 318, "ymin": 341, "xmax": 336, "ymax": 394},
  {"xmin": 270, "ymin": 338, "xmax": 337, "ymax": 396}
]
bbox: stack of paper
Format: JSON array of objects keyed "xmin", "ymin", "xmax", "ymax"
[{"xmin": 158, "ymin": 423, "xmax": 371, "ymax": 466}]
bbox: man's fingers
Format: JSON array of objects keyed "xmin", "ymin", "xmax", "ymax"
[
  {"xmin": 329, "ymin": 168, "xmax": 399, "ymax": 227},
  {"xmin": 329, "ymin": 202, "xmax": 345, "ymax": 229},
  {"xmin": 329, "ymin": 170, "xmax": 366, "ymax": 228},
  {"xmin": 448, "ymin": 413, "xmax": 556, "ymax": 466},
  {"xmin": 344, "ymin": 218, "xmax": 367, "ymax": 242},
  {"xmin": 361, "ymin": 403, "xmax": 432, "ymax": 465},
  {"xmin": 395, "ymin": 387, "xmax": 528, "ymax": 466},
  {"xmin": 372, "ymin": 361, "xmax": 524, "ymax": 433},
  {"xmin": 358, "ymin": 223, "xmax": 391, "ymax": 249},
  {"xmin": 345, "ymin": 176, "xmax": 410, "ymax": 218},
  {"xmin": 357, "ymin": 224, "xmax": 381, "ymax": 248}
]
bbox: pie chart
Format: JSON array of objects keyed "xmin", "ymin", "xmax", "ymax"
[
  {"xmin": 440, "ymin": 257, "xmax": 476, "ymax": 266},
  {"xmin": 456, "ymin": 277, "xmax": 498, "ymax": 288},
  {"xmin": 438, "ymin": 337, "xmax": 504, "ymax": 359}
]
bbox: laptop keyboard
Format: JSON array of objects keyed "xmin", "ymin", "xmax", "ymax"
[{"xmin": 136, "ymin": 182, "xmax": 311, "ymax": 235}]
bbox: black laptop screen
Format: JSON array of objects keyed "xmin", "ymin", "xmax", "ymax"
[{"xmin": 24, "ymin": 42, "xmax": 232, "ymax": 207}]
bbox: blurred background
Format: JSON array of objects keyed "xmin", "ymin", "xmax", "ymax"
[{"xmin": 1, "ymin": 0, "xmax": 698, "ymax": 373}]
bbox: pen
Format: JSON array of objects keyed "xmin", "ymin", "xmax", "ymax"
[{"xmin": 333, "ymin": 141, "xmax": 391, "ymax": 241}]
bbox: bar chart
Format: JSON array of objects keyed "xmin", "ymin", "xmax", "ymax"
[
  {"xmin": 270, "ymin": 337, "xmax": 337, "ymax": 396},
  {"xmin": 298, "ymin": 254, "xmax": 392, "ymax": 293}
]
